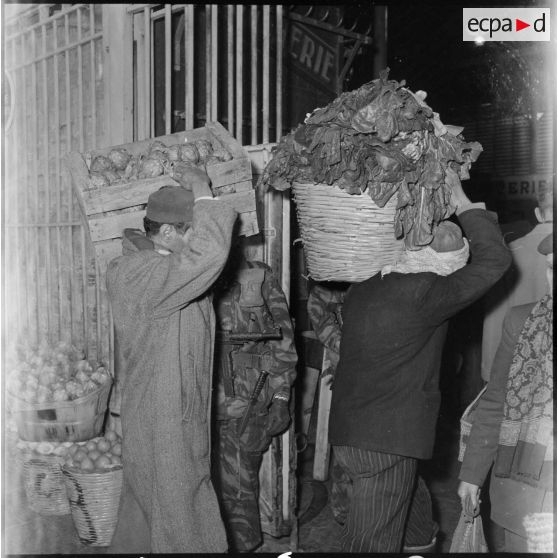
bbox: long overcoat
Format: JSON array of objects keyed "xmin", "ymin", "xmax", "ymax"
[{"xmin": 106, "ymin": 200, "xmax": 236, "ymax": 552}]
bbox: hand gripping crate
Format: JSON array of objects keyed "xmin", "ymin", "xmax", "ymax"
[{"xmin": 65, "ymin": 121, "xmax": 259, "ymax": 273}]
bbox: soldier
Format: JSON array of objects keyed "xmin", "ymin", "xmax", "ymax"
[
  {"xmin": 212, "ymin": 247, "xmax": 298, "ymax": 553},
  {"xmin": 307, "ymin": 282, "xmax": 351, "ymax": 525}
]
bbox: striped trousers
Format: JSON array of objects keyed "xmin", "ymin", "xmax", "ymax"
[{"xmin": 332, "ymin": 445, "xmax": 436, "ymax": 553}]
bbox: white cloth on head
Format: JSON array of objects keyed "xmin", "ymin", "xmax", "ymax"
[{"xmin": 381, "ymin": 239, "xmax": 470, "ymax": 277}]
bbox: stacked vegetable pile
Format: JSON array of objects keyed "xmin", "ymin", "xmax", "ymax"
[
  {"xmin": 262, "ymin": 70, "xmax": 482, "ymax": 249},
  {"xmin": 7, "ymin": 342, "xmax": 111, "ymax": 404},
  {"xmin": 16, "ymin": 431, "xmax": 122, "ymax": 472},
  {"xmin": 87, "ymin": 138, "xmax": 232, "ymax": 188},
  {"xmin": 63, "ymin": 430, "xmax": 122, "ymax": 472}
]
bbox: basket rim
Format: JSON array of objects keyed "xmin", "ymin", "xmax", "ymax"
[
  {"xmin": 61, "ymin": 463, "xmax": 123, "ymax": 475},
  {"xmin": 7, "ymin": 377, "xmax": 112, "ymax": 411}
]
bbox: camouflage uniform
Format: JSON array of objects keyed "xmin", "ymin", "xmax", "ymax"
[
  {"xmin": 212, "ymin": 259, "xmax": 297, "ymax": 552},
  {"xmin": 307, "ymin": 282, "xmax": 351, "ymax": 525}
]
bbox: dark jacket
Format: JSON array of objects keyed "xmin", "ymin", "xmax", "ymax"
[
  {"xmin": 328, "ymin": 207, "xmax": 511, "ymax": 460},
  {"xmin": 459, "ymin": 302, "xmax": 554, "ymax": 536}
]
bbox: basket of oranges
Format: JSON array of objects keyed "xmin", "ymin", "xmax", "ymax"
[{"xmin": 61, "ymin": 429, "xmax": 123, "ymax": 547}]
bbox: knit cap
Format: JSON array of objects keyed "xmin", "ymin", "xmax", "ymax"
[{"xmin": 146, "ymin": 186, "xmax": 194, "ymax": 224}]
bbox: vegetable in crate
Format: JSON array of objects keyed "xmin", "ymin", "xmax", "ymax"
[
  {"xmin": 108, "ymin": 148, "xmax": 132, "ymax": 171},
  {"xmin": 179, "ymin": 143, "xmax": 200, "ymax": 164},
  {"xmin": 195, "ymin": 139, "xmax": 213, "ymax": 161},
  {"xmin": 138, "ymin": 157, "xmax": 164, "ymax": 179},
  {"xmin": 261, "ymin": 69, "xmax": 482, "ymax": 249},
  {"xmin": 90, "ymin": 155, "xmax": 115, "ymax": 173},
  {"xmin": 89, "ymin": 172, "xmax": 110, "ymax": 188}
]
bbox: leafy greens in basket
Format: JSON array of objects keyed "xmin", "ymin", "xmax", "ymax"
[{"xmin": 262, "ymin": 70, "xmax": 482, "ymax": 249}]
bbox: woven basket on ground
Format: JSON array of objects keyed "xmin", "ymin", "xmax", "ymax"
[
  {"xmin": 62, "ymin": 465, "xmax": 123, "ymax": 546},
  {"xmin": 22, "ymin": 452, "xmax": 70, "ymax": 515},
  {"xmin": 292, "ymin": 182, "xmax": 404, "ymax": 282}
]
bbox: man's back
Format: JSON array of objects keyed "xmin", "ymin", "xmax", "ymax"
[{"xmin": 329, "ymin": 207, "xmax": 512, "ymax": 460}]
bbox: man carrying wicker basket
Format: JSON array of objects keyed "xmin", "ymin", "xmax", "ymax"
[
  {"xmin": 106, "ymin": 166, "xmax": 236, "ymax": 553},
  {"xmin": 327, "ymin": 179, "xmax": 512, "ymax": 553}
]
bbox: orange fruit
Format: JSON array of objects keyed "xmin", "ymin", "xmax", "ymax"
[
  {"xmin": 110, "ymin": 455, "xmax": 122, "ymax": 466},
  {"xmin": 73, "ymin": 450, "xmax": 88, "ymax": 462},
  {"xmin": 87, "ymin": 450, "xmax": 101, "ymax": 462},
  {"xmin": 111, "ymin": 443, "xmax": 122, "ymax": 456},
  {"xmin": 85, "ymin": 440, "xmax": 97, "ymax": 452},
  {"xmin": 96, "ymin": 439, "xmax": 111, "ymax": 453},
  {"xmin": 94, "ymin": 455, "xmax": 112, "ymax": 469},
  {"xmin": 80, "ymin": 458, "xmax": 95, "ymax": 471}
]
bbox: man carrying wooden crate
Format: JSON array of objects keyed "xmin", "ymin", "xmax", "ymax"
[{"xmin": 106, "ymin": 166, "xmax": 236, "ymax": 553}]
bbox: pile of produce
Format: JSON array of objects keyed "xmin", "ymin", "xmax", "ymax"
[
  {"xmin": 6, "ymin": 342, "xmax": 111, "ymax": 404},
  {"xmin": 261, "ymin": 69, "xmax": 483, "ymax": 248},
  {"xmin": 63, "ymin": 430, "xmax": 122, "ymax": 472},
  {"xmin": 16, "ymin": 430, "xmax": 123, "ymax": 472},
  {"xmin": 88, "ymin": 138, "xmax": 233, "ymax": 188}
]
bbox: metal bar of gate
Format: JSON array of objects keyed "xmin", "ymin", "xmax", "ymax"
[
  {"xmin": 262, "ymin": 5, "xmax": 270, "ymax": 144},
  {"xmin": 250, "ymin": 5, "xmax": 258, "ymax": 145},
  {"xmin": 10, "ymin": 40, "xmax": 23, "ymax": 340},
  {"xmin": 42, "ymin": 24, "xmax": 52, "ymax": 337},
  {"xmin": 65, "ymin": 14, "xmax": 77, "ymax": 343},
  {"xmin": 276, "ymin": 6, "xmax": 283, "ymax": 142},
  {"xmin": 211, "ymin": 5, "xmax": 218, "ymax": 122},
  {"xmin": 77, "ymin": 7, "xmax": 89, "ymax": 348},
  {"xmin": 235, "ymin": 5, "xmax": 243, "ymax": 143},
  {"xmin": 184, "ymin": 5, "xmax": 194, "ymax": 130},
  {"xmin": 145, "ymin": 6, "xmax": 153, "ymax": 138},
  {"xmin": 77, "ymin": 9, "xmax": 85, "ymax": 151},
  {"xmin": 6, "ymin": 33, "xmax": 103, "ymax": 72},
  {"xmin": 165, "ymin": 4, "xmax": 172, "ymax": 134},
  {"xmin": 30, "ymin": 31, "xmax": 41, "ymax": 343},
  {"xmin": 54, "ymin": 22, "xmax": 63, "ymax": 339},
  {"xmin": 90, "ymin": 8, "xmax": 97, "ymax": 147},
  {"xmin": 19, "ymin": 35, "xmax": 31, "ymax": 340},
  {"xmin": 227, "ymin": 5, "xmax": 234, "ymax": 134},
  {"xmin": 205, "ymin": 5, "xmax": 211, "ymax": 124}
]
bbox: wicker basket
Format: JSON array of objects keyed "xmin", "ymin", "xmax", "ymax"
[
  {"xmin": 62, "ymin": 465, "xmax": 123, "ymax": 546},
  {"xmin": 292, "ymin": 182, "xmax": 404, "ymax": 282},
  {"xmin": 22, "ymin": 453, "xmax": 70, "ymax": 515},
  {"xmin": 8, "ymin": 380, "xmax": 112, "ymax": 442}
]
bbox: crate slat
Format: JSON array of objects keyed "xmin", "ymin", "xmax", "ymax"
[{"xmin": 89, "ymin": 209, "xmax": 146, "ymax": 243}]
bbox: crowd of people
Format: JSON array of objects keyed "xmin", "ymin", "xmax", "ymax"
[{"xmin": 105, "ymin": 164, "xmax": 553, "ymax": 553}]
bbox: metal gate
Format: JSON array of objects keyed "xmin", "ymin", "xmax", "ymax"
[
  {"xmin": 128, "ymin": 4, "xmax": 285, "ymax": 145},
  {"xmin": 3, "ymin": 4, "xmax": 106, "ymax": 360}
]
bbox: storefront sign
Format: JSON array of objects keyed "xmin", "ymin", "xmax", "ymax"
[
  {"xmin": 288, "ymin": 22, "xmax": 338, "ymax": 92},
  {"xmin": 492, "ymin": 174, "xmax": 552, "ymax": 199}
]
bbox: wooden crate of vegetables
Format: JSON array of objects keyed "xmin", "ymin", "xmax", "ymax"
[
  {"xmin": 262, "ymin": 69, "xmax": 482, "ymax": 282},
  {"xmin": 66, "ymin": 121, "xmax": 258, "ymax": 272}
]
